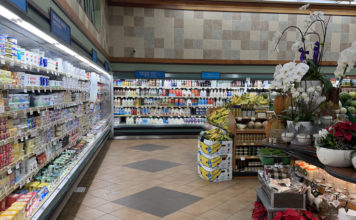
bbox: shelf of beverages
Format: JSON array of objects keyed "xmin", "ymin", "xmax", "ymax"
[{"xmin": 114, "ymin": 79, "xmax": 269, "ymax": 89}]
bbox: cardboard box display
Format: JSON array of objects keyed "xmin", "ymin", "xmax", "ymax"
[
  {"xmin": 198, "ymin": 150, "xmax": 232, "ymax": 169},
  {"xmin": 198, "ymin": 140, "xmax": 232, "ymax": 155},
  {"xmin": 197, "ymin": 163, "xmax": 232, "ymax": 182}
]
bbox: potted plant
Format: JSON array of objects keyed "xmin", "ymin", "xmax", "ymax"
[
  {"xmin": 273, "ymin": 208, "xmax": 319, "ymax": 220},
  {"xmin": 316, "ymin": 121, "xmax": 356, "ymax": 167},
  {"xmin": 272, "ymin": 9, "xmax": 332, "ymax": 95}
]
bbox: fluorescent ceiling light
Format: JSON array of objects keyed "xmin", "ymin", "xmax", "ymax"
[{"xmin": 0, "ymin": 4, "xmax": 111, "ymax": 78}]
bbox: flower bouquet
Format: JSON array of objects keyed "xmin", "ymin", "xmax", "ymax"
[
  {"xmin": 316, "ymin": 121, "xmax": 356, "ymax": 167},
  {"xmin": 273, "ymin": 208, "xmax": 319, "ymax": 220}
]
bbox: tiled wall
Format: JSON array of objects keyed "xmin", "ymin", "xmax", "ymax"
[
  {"xmin": 108, "ymin": 6, "xmax": 356, "ymax": 61},
  {"xmin": 65, "ymin": 0, "xmax": 109, "ymax": 52}
]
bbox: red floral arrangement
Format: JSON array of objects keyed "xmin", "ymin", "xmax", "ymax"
[
  {"xmin": 252, "ymin": 201, "xmax": 267, "ymax": 220},
  {"xmin": 319, "ymin": 121, "xmax": 356, "ymax": 150},
  {"xmin": 329, "ymin": 121, "xmax": 356, "ymax": 142},
  {"xmin": 273, "ymin": 209, "xmax": 320, "ymax": 220}
]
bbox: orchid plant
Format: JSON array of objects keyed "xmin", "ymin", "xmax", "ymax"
[
  {"xmin": 272, "ymin": 6, "xmax": 332, "ymax": 94},
  {"xmin": 282, "ymin": 85, "xmax": 325, "ymax": 123},
  {"xmin": 334, "ymin": 42, "xmax": 356, "ymax": 87}
]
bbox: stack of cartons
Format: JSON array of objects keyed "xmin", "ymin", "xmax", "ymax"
[{"xmin": 197, "ymin": 133, "xmax": 233, "ymax": 182}]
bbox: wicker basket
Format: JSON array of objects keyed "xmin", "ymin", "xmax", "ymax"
[{"xmin": 269, "ymin": 129, "xmax": 284, "ymax": 143}]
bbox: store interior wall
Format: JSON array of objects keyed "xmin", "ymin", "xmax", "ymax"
[{"xmin": 107, "ymin": 6, "xmax": 356, "ymax": 61}]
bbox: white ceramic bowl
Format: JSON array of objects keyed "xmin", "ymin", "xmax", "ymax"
[
  {"xmin": 316, "ymin": 147, "xmax": 353, "ymax": 167},
  {"xmin": 352, "ymin": 151, "xmax": 356, "ymax": 170},
  {"xmin": 281, "ymin": 133, "xmax": 293, "ymax": 143}
]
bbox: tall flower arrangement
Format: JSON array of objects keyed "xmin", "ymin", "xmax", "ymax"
[
  {"xmin": 334, "ymin": 42, "xmax": 356, "ymax": 86},
  {"xmin": 272, "ymin": 7, "xmax": 332, "ymax": 94}
]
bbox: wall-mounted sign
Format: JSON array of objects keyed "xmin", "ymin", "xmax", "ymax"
[
  {"xmin": 50, "ymin": 9, "xmax": 71, "ymax": 44},
  {"xmin": 135, "ymin": 71, "xmax": 165, "ymax": 79},
  {"xmin": 92, "ymin": 49, "xmax": 97, "ymax": 63},
  {"xmin": 10, "ymin": 0, "xmax": 27, "ymax": 12},
  {"xmin": 104, "ymin": 61, "xmax": 109, "ymax": 71},
  {"xmin": 201, "ymin": 72, "xmax": 221, "ymax": 80}
]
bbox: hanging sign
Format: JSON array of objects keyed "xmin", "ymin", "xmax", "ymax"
[
  {"xmin": 135, "ymin": 71, "xmax": 165, "ymax": 79},
  {"xmin": 50, "ymin": 9, "xmax": 71, "ymax": 44},
  {"xmin": 92, "ymin": 49, "xmax": 97, "ymax": 63},
  {"xmin": 10, "ymin": 0, "xmax": 27, "ymax": 12},
  {"xmin": 201, "ymin": 72, "xmax": 220, "ymax": 80},
  {"xmin": 104, "ymin": 61, "xmax": 109, "ymax": 71}
]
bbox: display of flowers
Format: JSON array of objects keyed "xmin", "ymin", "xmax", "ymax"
[
  {"xmin": 318, "ymin": 121, "xmax": 356, "ymax": 150},
  {"xmin": 273, "ymin": 209, "xmax": 319, "ymax": 220},
  {"xmin": 271, "ymin": 8, "xmax": 332, "ymax": 94},
  {"xmin": 270, "ymin": 62, "xmax": 309, "ymax": 92},
  {"xmin": 334, "ymin": 42, "xmax": 356, "ymax": 81},
  {"xmin": 281, "ymin": 85, "xmax": 325, "ymax": 123}
]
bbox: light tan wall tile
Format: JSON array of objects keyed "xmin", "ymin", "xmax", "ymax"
[{"xmin": 184, "ymin": 49, "xmax": 203, "ymax": 59}]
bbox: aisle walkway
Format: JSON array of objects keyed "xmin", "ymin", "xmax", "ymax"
[{"xmin": 58, "ymin": 138, "xmax": 259, "ymax": 220}]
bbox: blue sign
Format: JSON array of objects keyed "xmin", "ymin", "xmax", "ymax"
[
  {"xmin": 10, "ymin": 0, "xmax": 27, "ymax": 12},
  {"xmin": 135, "ymin": 71, "xmax": 165, "ymax": 79},
  {"xmin": 104, "ymin": 61, "xmax": 109, "ymax": 71},
  {"xmin": 201, "ymin": 72, "xmax": 220, "ymax": 80},
  {"xmin": 50, "ymin": 9, "xmax": 71, "ymax": 44},
  {"xmin": 92, "ymin": 49, "xmax": 97, "ymax": 63}
]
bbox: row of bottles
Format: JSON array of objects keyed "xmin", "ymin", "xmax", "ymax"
[
  {"xmin": 236, "ymin": 160, "xmax": 264, "ymax": 172},
  {"xmin": 114, "ymin": 107, "xmax": 200, "ymax": 116},
  {"xmin": 236, "ymin": 134, "xmax": 265, "ymax": 144},
  {"xmin": 114, "ymin": 88, "xmax": 240, "ymax": 98},
  {"xmin": 114, "ymin": 98, "xmax": 226, "ymax": 107},
  {"xmin": 114, "ymin": 79, "xmax": 248, "ymax": 88},
  {"xmin": 236, "ymin": 147, "xmax": 263, "ymax": 156},
  {"xmin": 233, "ymin": 104, "xmax": 257, "ymax": 117},
  {"xmin": 123, "ymin": 117, "xmax": 206, "ymax": 125}
]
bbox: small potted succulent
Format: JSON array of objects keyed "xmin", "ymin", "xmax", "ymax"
[{"xmin": 316, "ymin": 121, "xmax": 356, "ymax": 167}]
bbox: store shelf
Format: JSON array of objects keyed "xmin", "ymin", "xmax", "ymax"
[
  {"xmin": 114, "ymin": 123, "xmax": 204, "ymax": 128},
  {"xmin": 0, "ymin": 100, "xmax": 89, "ymax": 117},
  {"xmin": 0, "ymin": 123, "xmax": 88, "ymax": 201},
  {"xmin": 236, "ymin": 142, "xmax": 263, "ymax": 146},
  {"xmin": 262, "ymin": 140, "xmax": 356, "ymax": 184},
  {"xmin": 30, "ymin": 125, "xmax": 110, "ymax": 220},
  {"xmin": 115, "ymin": 105, "xmax": 218, "ymax": 108},
  {"xmin": 236, "ymin": 155, "xmax": 259, "ymax": 159},
  {"xmin": 114, "ymin": 86, "xmax": 256, "ymax": 90},
  {"xmin": 0, "ymin": 56, "xmax": 89, "ymax": 81},
  {"xmin": 114, "ymin": 115, "xmax": 205, "ymax": 118},
  {"xmin": 236, "ymin": 129, "xmax": 266, "ymax": 134},
  {"xmin": 236, "ymin": 117, "xmax": 267, "ymax": 120},
  {"xmin": 235, "ymin": 171, "xmax": 258, "ymax": 176},
  {"xmin": 114, "ymin": 95, "xmax": 233, "ymax": 99}
]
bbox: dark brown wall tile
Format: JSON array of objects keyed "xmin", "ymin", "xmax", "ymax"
[
  {"xmin": 124, "ymin": 7, "xmax": 133, "ymax": 16},
  {"xmin": 174, "ymin": 49, "xmax": 184, "ymax": 58},
  {"xmin": 222, "ymin": 30, "xmax": 232, "ymax": 40},
  {"xmin": 145, "ymin": 48, "xmax": 154, "ymax": 58},
  {"xmin": 110, "ymin": 15, "xmax": 123, "ymax": 26},
  {"xmin": 155, "ymin": 38, "xmax": 165, "ymax": 48},
  {"xmin": 203, "ymin": 49, "xmax": 222, "ymax": 59},
  {"xmin": 241, "ymin": 40, "xmax": 250, "ymax": 50},
  {"xmin": 134, "ymin": 17, "xmax": 144, "ymax": 26},
  {"xmin": 184, "ymin": 39, "xmax": 194, "ymax": 49},
  {"xmin": 260, "ymin": 41, "xmax": 268, "ymax": 50},
  {"xmin": 174, "ymin": 19, "xmax": 184, "ymax": 28},
  {"xmin": 124, "ymin": 27, "xmax": 135, "ymax": 37},
  {"xmin": 232, "ymin": 31, "xmax": 250, "ymax": 40},
  {"xmin": 144, "ymin": 8, "xmax": 154, "ymax": 17},
  {"xmin": 342, "ymin": 24, "xmax": 349, "ymax": 33}
]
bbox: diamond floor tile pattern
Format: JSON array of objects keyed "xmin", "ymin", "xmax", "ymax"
[
  {"xmin": 113, "ymin": 186, "xmax": 202, "ymax": 217},
  {"xmin": 131, "ymin": 144, "xmax": 168, "ymax": 151},
  {"xmin": 123, "ymin": 159, "xmax": 181, "ymax": 172}
]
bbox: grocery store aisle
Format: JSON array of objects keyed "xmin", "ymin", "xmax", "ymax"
[{"xmin": 58, "ymin": 139, "xmax": 259, "ymax": 220}]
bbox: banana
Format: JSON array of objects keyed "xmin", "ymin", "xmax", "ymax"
[
  {"xmin": 199, "ymin": 151, "xmax": 223, "ymax": 168},
  {"xmin": 200, "ymin": 141, "xmax": 222, "ymax": 154},
  {"xmin": 199, "ymin": 165, "xmax": 222, "ymax": 181}
]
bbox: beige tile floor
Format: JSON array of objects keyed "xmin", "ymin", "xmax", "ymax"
[{"xmin": 58, "ymin": 138, "xmax": 260, "ymax": 220}]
